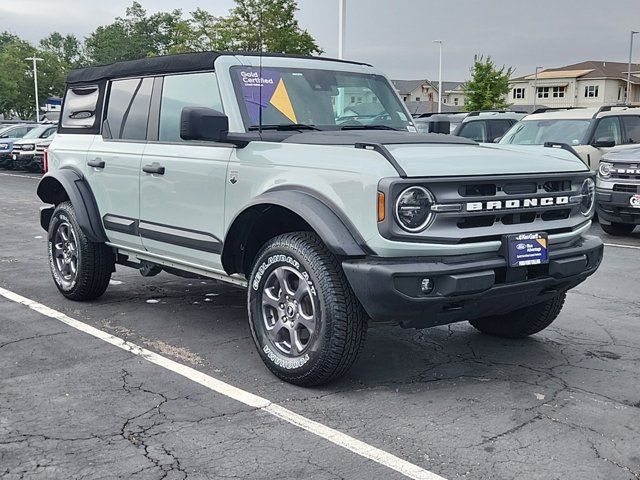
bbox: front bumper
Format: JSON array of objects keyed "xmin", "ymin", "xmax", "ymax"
[
  {"xmin": 342, "ymin": 235, "xmax": 603, "ymax": 329},
  {"xmin": 11, "ymin": 153, "xmax": 36, "ymax": 170},
  {"xmin": 596, "ymin": 188, "xmax": 640, "ymax": 225}
]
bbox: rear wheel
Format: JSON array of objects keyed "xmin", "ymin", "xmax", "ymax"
[
  {"xmin": 469, "ymin": 293, "xmax": 566, "ymax": 338},
  {"xmin": 48, "ymin": 201, "xmax": 114, "ymax": 300},
  {"xmin": 601, "ymin": 222, "xmax": 635, "ymax": 236},
  {"xmin": 248, "ymin": 232, "xmax": 367, "ymax": 386}
]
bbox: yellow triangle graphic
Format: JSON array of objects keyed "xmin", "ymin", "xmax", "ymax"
[{"xmin": 270, "ymin": 78, "xmax": 298, "ymax": 123}]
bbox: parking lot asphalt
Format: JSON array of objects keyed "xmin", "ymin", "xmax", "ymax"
[{"xmin": 1, "ymin": 171, "xmax": 640, "ymax": 480}]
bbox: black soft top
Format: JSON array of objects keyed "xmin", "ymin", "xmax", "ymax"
[{"xmin": 67, "ymin": 51, "xmax": 372, "ymax": 85}]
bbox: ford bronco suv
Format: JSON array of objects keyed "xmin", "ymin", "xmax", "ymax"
[
  {"xmin": 38, "ymin": 52, "xmax": 603, "ymax": 386},
  {"xmin": 596, "ymin": 146, "xmax": 640, "ymax": 235}
]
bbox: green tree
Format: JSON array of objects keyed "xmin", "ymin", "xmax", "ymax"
[
  {"xmin": 39, "ymin": 32, "xmax": 85, "ymax": 68},
  {"xmin": 212, "ymin": 0, "xmax": 322, "ymax": 54},
  {"xmin": 0, "ymin": 34, "xmax": 37, "ymax": 118},
  {"xmin": 462, "ymin": 55, "xmax": 514, "ymax": 111}
]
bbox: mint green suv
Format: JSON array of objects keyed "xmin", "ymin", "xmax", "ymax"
[{"xmin": 37, "ymin": 52, "xmax": 603, "ymax": 385}]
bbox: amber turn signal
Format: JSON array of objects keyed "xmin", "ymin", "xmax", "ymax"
[{"xmin": 377, "ymin": 192, "xmax": 385, "ymax": 222}]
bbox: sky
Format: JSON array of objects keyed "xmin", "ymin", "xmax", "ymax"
[{"xmin": 1, "ymin": 0, "xmax": 639, "ymax": 81}]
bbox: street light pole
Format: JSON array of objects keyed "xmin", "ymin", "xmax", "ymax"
[
  {"xmin": 25, "ymin": 57, "xmax": 43, "ymax": 122},
  {"xmin": 532, "ymin": 66, "xmax": 542, "ymax": 111},
  {"xmin": 626, "ymin": 31, "xmax": 638, "ymax": 105},
  {"xmin": 338, "ymin": 0, "xmax": 346, "ymax": 60},
  {"xmin": 433, "ymin": 40, "xmax": 443, "ymax": 113}
]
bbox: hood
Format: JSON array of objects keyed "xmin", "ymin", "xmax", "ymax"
[
  {"xmin": 602, "ymin": 146, "xmax": 640, "ymax": 163},
  {"xmin": 14, "ymin": 138, "xmax": 50, "ymax": 146},
  {"xmin": 384, "ymin": 143, "xmax": 588, "ymax": 177}
]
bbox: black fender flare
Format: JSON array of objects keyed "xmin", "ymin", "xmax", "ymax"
[
  {"xmin": 37, "ymin": 167, "xmax": 108, "ymax": 243},
  {"xmin": 222, "ymin": 190, "xmax": 372, "ymax": 273}
]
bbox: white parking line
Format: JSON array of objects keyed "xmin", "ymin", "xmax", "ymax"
[
  {"xmin": 604, "ymin": 242, "xmax": 640, "ymax": 250},
  {"xmin": 0, "ymin": 172, "xmax": 40, "ymax": 180},
  {"xmin": 0, "ymin": 286, "xmax": 446, "ymax": 480}
]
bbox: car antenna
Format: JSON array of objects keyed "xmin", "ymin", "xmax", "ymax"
[{"xmin": 258, "ymin": 4, "xmax": 264, "ymax": 135}]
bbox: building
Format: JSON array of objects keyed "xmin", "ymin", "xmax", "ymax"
[
  {"xmin": 509, "ymin": 61, "xmax": 640, "ymax": 109},
  {"xmin": 391, "ymin": 79, "xmax": 467, "ymax": 115}
]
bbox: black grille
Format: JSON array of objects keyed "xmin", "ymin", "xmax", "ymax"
[
  {"xmin": 611, "ymin": 163, "xmax": 640, "ymax": 180},
  {"xmin": 613, "ymin": 184, "xmax": 638, "ymax": 193}
]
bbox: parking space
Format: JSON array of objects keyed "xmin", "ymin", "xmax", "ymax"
[{"xmin": 1, "ymin": 171, "xmax": 640, "ymax": 480}]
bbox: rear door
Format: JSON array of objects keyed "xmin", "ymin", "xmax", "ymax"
[
  {"xmin": 139, "ymin": 71, "xmax": 232, "ymax": 270},
  {"xmin": 87, "ymin": 77, "xmax": 153, "ymax": 249}
]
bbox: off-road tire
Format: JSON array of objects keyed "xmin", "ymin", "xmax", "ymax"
[
  {"xmin": 247, "ymin": 232, "xmax": 368, "ymax": 386},
  {"xmin": 48, "ymin": 201, "xmax": 114, "ymax": 301},
  {"xmin": 601, "ymin": 222, "xmax": 636, "ymax": 236},
  {"xmin": 469, "ymin": 292, "xmax": 566, "ymax": 338}
]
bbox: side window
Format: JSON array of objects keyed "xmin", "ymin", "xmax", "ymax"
[
  {"xmin": 106, "ymin": 78, "xmax": 153, "ymax": 141},
  {"xmin": 61, "ymin": 85, "xmax": 100, "ymax": 129},
  {"xmin": 159, "ymin": 72, "xmax": 223, "ymax": 142},
  {"xmin": 622, "ymin": 116, "xmax": 640, "ymax": 144},
  {"xmin": 593, "ymin": 117, "xmax": 622, "ymax": 145},
  {"xmin": 458, "ymin": 121, "xmax": 487, "ymax": 142},
  {"xmin": 488, "ymin": 119, "xmax": 513, "ymax": 141}
]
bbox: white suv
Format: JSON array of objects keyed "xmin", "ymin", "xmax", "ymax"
[{"xmin": 499, "ymin": 105, "xmax": 640, "ymax": 170}]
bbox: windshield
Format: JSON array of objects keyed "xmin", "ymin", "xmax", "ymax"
[
  {"xmin": 231, "ymin": 66, "xmax": 413, "ymax": 131},
  {"xmin": 500, "ymin": 119, "xmax": 591, "ymax": 146},
  {"xmin": 22, "ymin": 125, "xmax": 55, "ymax": 140}
]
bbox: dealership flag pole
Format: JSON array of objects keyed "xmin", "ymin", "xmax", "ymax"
[
  {"xmin": 627, "ymin": 31, "xmax": 638, "ymax": 105},
  {"xmin": 338, "ymin": 0, "xmax": 346, "ymax": 59},
  {"xmin": 25, "ymin": 57, "xmax": 43, "ymax": 123},
  {"xmin": 433, "ymin": 40, "xmax": 443, "ymax": 113}
]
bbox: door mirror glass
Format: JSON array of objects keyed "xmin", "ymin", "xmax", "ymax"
[
  {"xmin": 180, "ymin": 107, "xmax": 228, "ymax": 142},
  {"xmin": 592, "ymin": 137, "xmax": 615, "ymax": 148}
]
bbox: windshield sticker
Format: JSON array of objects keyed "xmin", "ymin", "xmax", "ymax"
[{"xmin": 236, "ymin": 68, "xmax": 298, "ymax": 124}]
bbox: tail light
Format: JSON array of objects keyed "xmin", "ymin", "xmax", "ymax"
[{"xmin": 43, "ymin": 148, "xmax": 49, "ymax": 173}]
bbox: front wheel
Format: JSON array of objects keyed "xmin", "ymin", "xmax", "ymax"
[
  {"xmin": 469, "ymin": 293, "xmax": 566, "ymax": 338},
  {"xmin": 248, "ymin": 232, "xmax": 367, "ymax": 386},
  {"xmin": 48, "ymin": 201, "xmax": 114, "ymax": 300},
  {"xmin": 601, "ymin": 222, "xmax": 636, "ymax": 236}
]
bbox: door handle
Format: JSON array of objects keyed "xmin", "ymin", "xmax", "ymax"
[
  {"xmin": 142, "ymin": 163, "xmax": 165, "ymax": 175},
  {"xmin": 87, "ymin": 158, "xmax": 105, "ymax": 168}
]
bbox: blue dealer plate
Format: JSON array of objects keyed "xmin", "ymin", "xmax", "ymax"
[{"xmin": 506, "ymin": 232, "xmax": 549, "ymax": 267}]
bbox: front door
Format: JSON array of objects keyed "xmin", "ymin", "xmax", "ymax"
[
  {"xmin": 87, "ymin": 77, "xmax": 153, "ymax": 249},
  {"xmin": 139, "ymin": 72, "xmax": 231, "ymax": 271}
]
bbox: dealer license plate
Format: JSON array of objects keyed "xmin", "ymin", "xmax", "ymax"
[{"xmin": 506, "ymin": 232, "xmax": 549, "ymax": 267}]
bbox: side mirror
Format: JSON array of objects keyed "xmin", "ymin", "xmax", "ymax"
[
  {"xmin": 180, "ymin": 107, "xmax": 228, "ymax": 142},
  {"xmin": 592, "ymin": 137, "xmax": 615, "ymax": 148},
  {"xmin": 426, "ymin": 115, "xmax": 451, "ymax": 134}
]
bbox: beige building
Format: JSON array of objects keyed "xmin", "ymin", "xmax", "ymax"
[
  {"xmin": 509, "ymin": 61, "xmax": 640, "ymax": 109},
  {"xmin": 391, "ymin": 79, "xmax": 467, "ymax": 114}
]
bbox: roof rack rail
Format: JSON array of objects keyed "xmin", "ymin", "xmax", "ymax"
[
  {"xmin": 531, "ymin": 106, "xmax": 585, "ymax": 115},
  {"xmin": 592, "ymin": 104, "xmax": 640, "ymax": 118}
]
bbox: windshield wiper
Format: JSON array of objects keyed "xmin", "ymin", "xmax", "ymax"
[
  {"xmin": 248, "ymin": 123, "xmax": 321, "ymax": 131},
  {"xmin": 340, "ymin": 124, "xmax": 400, "ymax": 131}
]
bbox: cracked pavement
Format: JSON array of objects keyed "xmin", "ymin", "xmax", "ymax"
[{"xmin": 1, "ymin": 172, "xmax": 639, "ymax": 479}]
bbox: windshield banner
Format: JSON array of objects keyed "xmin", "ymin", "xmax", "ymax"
[{"xmin": 236, "ymin": 68, "xmax": 297, "ymax": 124}]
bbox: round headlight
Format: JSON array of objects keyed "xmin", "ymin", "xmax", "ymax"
[
  {"xmin": 395, "ymin": 186, "xmax": 435, "ymax": 232},
  {"xmin": 580, "ymin": 178, "xmax": 595, "ymax": 216},
  {"xmin": 598, "ymin": 161, "xmax": 613, "ymax": 178}
]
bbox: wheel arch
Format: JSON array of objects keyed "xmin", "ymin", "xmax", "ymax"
[
  {"xmin": 37, "ymin": 167, "xmax": 107, "ymax": 242},
  {"xmin": 221, "ymin": 190, "xmax": 371, "ymax": 275}
]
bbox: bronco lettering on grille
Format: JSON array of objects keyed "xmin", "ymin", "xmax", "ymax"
[{"xmin": 466, "ymin": 196, "xmax": 570, "ymax": 212}]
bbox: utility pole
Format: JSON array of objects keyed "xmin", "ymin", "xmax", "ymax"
[
  {"xmin": 626, "ymin": 31, "xmax": 638, "ymax": 105},
  {"xmin": 433, "ymin": 40, "xmax": 443, "ymax": 113},
  {"xmin": 532, "ymin": 66, "xmax": 542, "ymax": 111},
  {"xmin": 25, "ymin": 57, "xmax": 43, "ymax": 122},
  {"xmin": 338, "ymin": 0, "xmax": 346, "ymax": 59}
]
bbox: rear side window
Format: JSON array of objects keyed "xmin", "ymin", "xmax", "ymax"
[
  {"xmin": 106, "ymin": 78, "xmax": 153, "ymax": 141},
  {"xmin": 488, "ymin": 119, "xmax": 513, "ymax": 141},
  {"xmin": 61, "ymin": 86, "xmax": 100, "ymax": 129},
  {"xmin": 159, "ymin": 72, "xmax": 222, "ymax": 142},
  {"xmin": 622, "ymin": 116, "xmax": 640, "ymax": 144}
]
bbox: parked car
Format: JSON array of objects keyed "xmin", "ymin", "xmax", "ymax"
[
  {"xmin": 414, "ymin": 112, "xmax": 465, "ymax": 134},
  {"xmin": 10, "ymin": 124, "xmax": 57, "ymax": 171},
  {"xmin": 596, "ymin": 147, "xmax": 640, "ymax": 235},
  {"xmin": 37, "ymin": 52, "xmax": 602, "ymax": 386},
  {"xmin": 453, "ymin": 110, "xmax": 526, "ymax": 143},
  {"xmin": 0, "ymin": 123, "xmax": 37, "ymax": 168},
  {"xmin": 499, "ymin": 105, "xmax": 640, "ymax": 170}
]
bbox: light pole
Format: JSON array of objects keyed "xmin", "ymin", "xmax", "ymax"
[
  {"xmin": 433, "ymin": 40, "xmax": 443, "ymax": 113},
  {"xmin": 25, "ymin": 57, "xmax": 43, "ymax": 122},
  {"xmin": 626, "ymin": 31, "xmax": 638, "ymax": 105},
  {"xmin": 532, "ymin": 66, "xmax": 543, "ymax": 111},
  {"xmin": 338, "ymin": 0, "xmax": 346, "ymax": 60}
]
